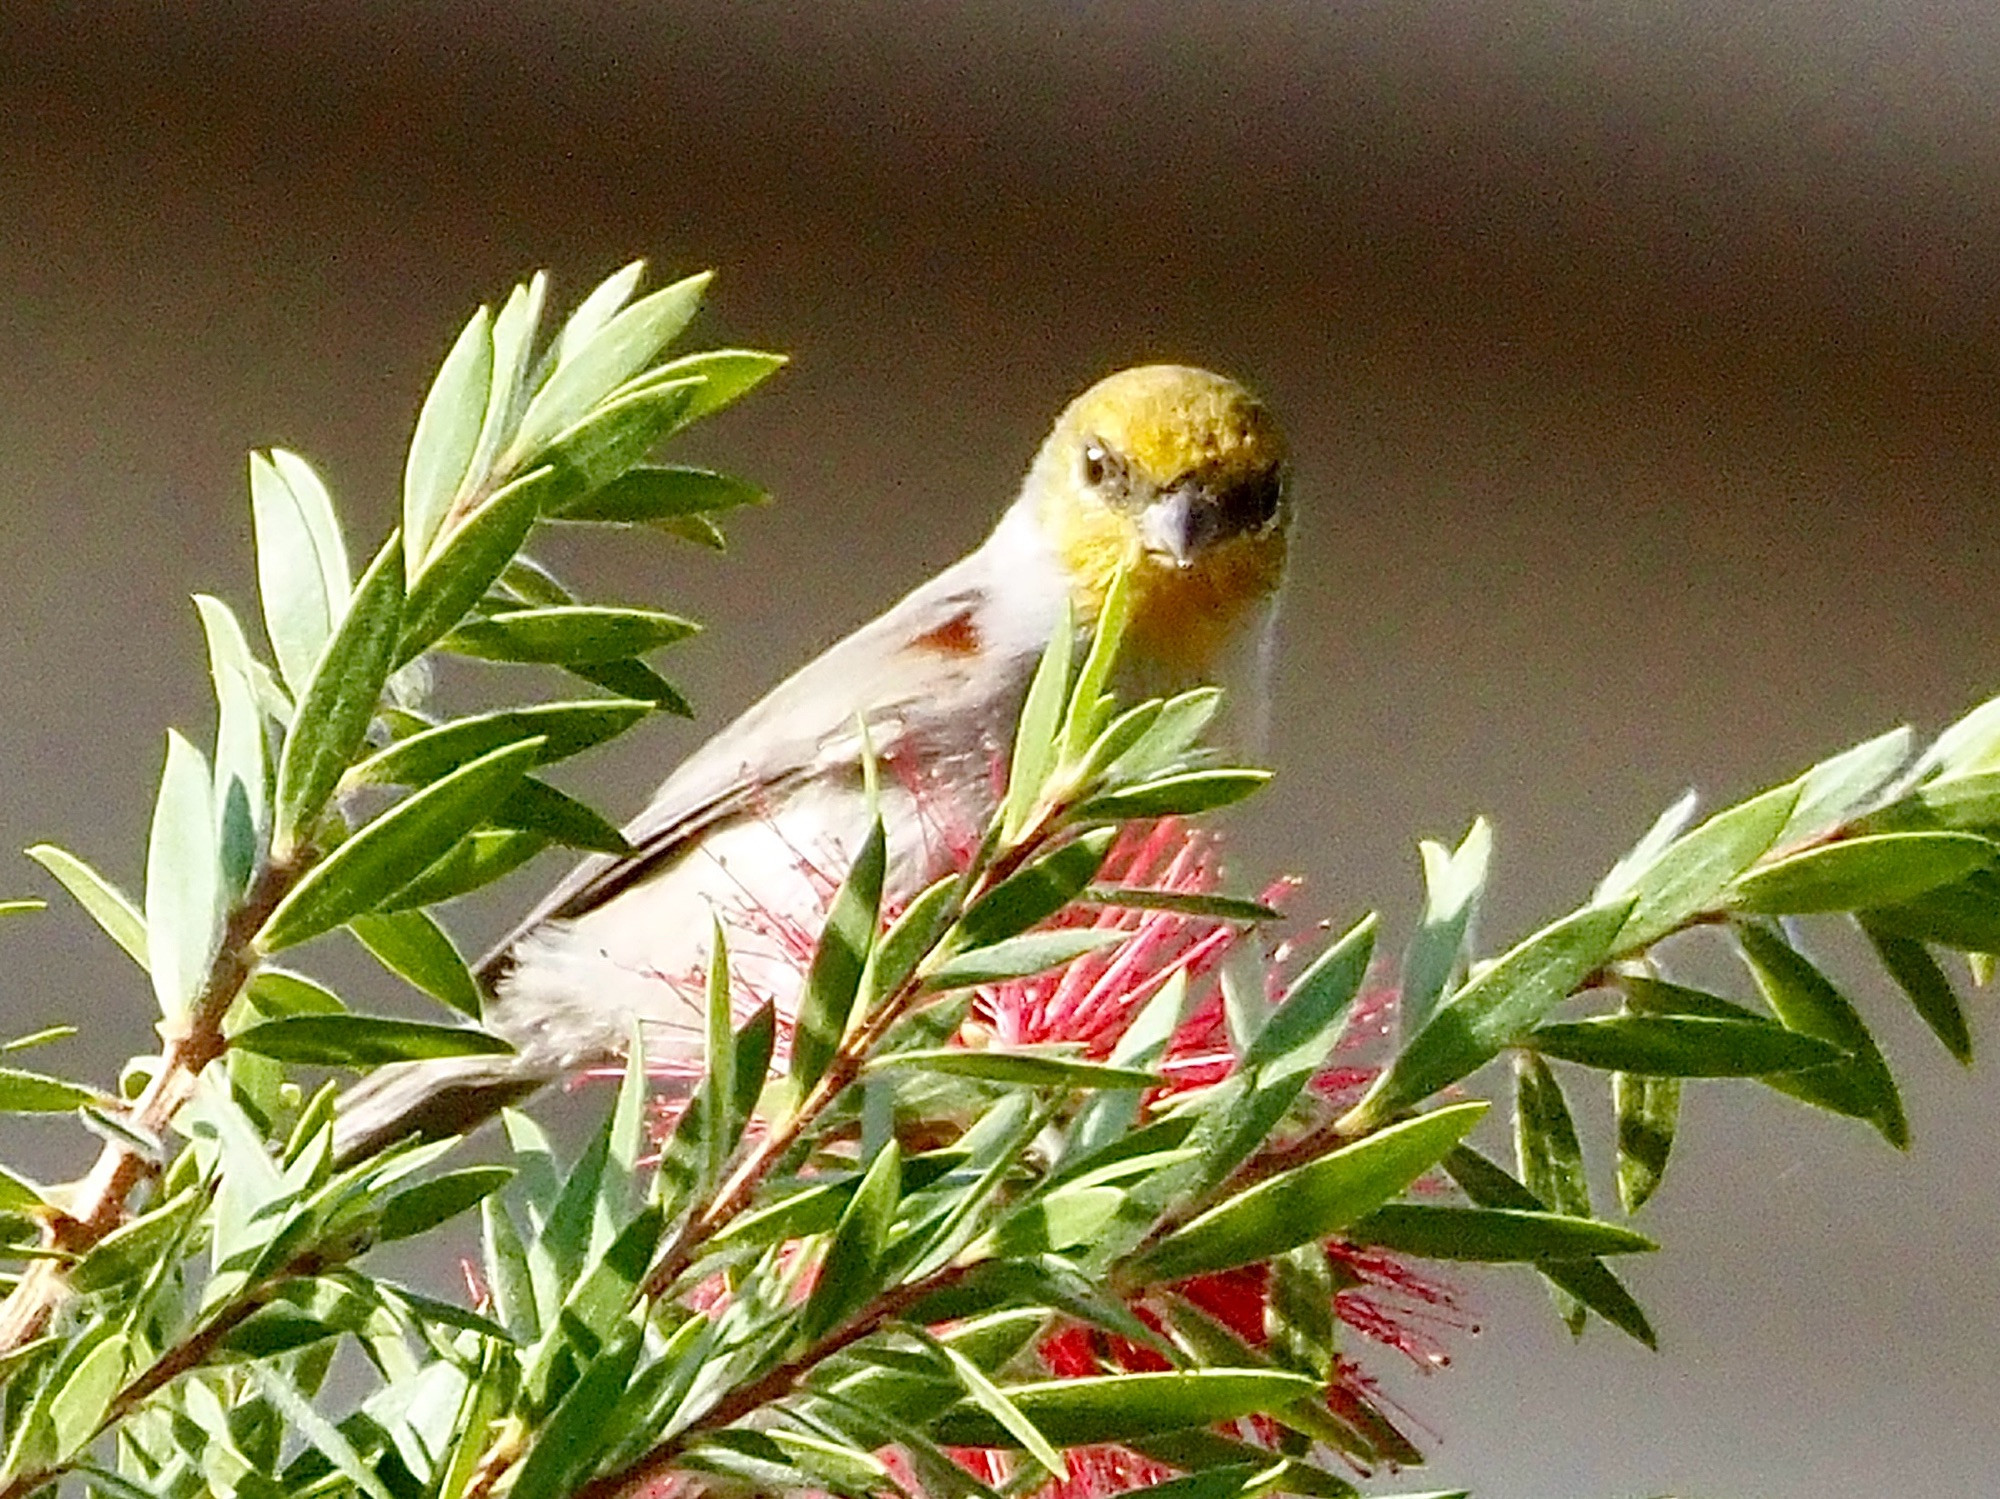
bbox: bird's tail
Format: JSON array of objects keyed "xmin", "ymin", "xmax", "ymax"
[{"xmin": 331, "ymin": 1054, "xmax": 552, "ymax": 1168}]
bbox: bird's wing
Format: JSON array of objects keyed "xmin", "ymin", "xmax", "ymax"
[{"xmin": 476, "ymin": 546, "xmax": 1038, "ymax": 973}]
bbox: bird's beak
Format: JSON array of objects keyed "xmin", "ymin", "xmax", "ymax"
[{"xmin": 1138, "ymin": 487, "xmax": 1203, "ymax": 568}]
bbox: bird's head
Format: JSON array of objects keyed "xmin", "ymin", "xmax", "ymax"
[{"xmin": 1023, "ymin": 364, "xmax": 1290, "ymax": 679}]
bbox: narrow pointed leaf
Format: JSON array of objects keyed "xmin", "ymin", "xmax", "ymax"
[
  {"xmin": 351, "ymin": 700, "xmax": 650, "ymax": 787},
  {"xmin": 145, "ymin": 730, "xmax": 220, "ymax": 1019},
  {"xmin": 801, "ymin": 1141, "xmax": 901, "ymax": 1342},
  {"xmin": 1061, "ymin": 564, "xmax": 1134, "ymax": 761},
  {"xmin": 549, "ymin": 464, "xmax": 766, "ymax": 523},
  {"xmin": 556, "ymin": 260, "xmax": 646, "ymax": 366},
  {"xmin": 1735, "ymin": 918, "xmax": 1909, "ymax": 1148},
  {"xmin": 1513, "ymin": 1053, "xmax": 1589, "ymax": 1333},
  {"xmin": 1003, "ymin": 608, "xmax": 1074, "ymax": 839},
  {"xmin": 195, "ymin": 594, "xmax": 270, "ymax": 893},
  {"xmin": 564, "ymin": 656, "xmax": 695, "ymax": 716},
  {"xmin": 1345, "ymin": 1203, "xmax": 1656, "ymax": 1260},
  {"xmin": 1860, "ymin": 870, "xmax": 2000, "ymax": 952},
  {"xmin": 0, "ymin": 1067, "xmax": 101, "ymax": 1113},
  {"xmin": 1861, "ymin": 919, "xmax": 1972, "ymax": 1064},
  {"xmin": 272, "ymin": 535, "xmax": 406, "ymax": 852},
  {"xmin": 791, "ymin": 818, "xmax": 886, "ymax": 1092},
  {"xmin": 928, "ymin": 1370, "xmax": 1320, "ymax": 1450},
  {"xmin": 509, "ymin": 270, "xmax": 710, "ymax": 459},
  {"xmin": 1128, "ymin": 1102, "xmax": 1485, "ymax": 1284},
  {"xmin": 1727, "ymin": 831, "xmax": 1997, "ymax": 914},
  {"xmin": 1615, "ymin": 779, "xmax": 1799, "ymax": 949},
  {"xmin": 867, "ymin": 1047, "xmax": 1158, "ymax": 1089},
  {"xmin": 1860, "ymin": 768, "xmax": 2000, "ymax": 835},
  {"xmin": 440, "ymin": 604, "xmax": 697, "ymax": 664},
  {"xmin": 491, "ymin": 777, "xmax": 630, "ymax": 853},
  {"xmin": 1528, "ymin": 1014, "xmax": 1846, "ymax": 1076},
  {"xmin": 381, "ymin": 828, "xmax": 548, "ymax": 910},
  {"xmin": 404, "ymin": 302, "xmax": 494, "ymax": 571},
  {"xmin": 258, "ymin": 738, "xmax": 544, "ymax": 950},
  {"xmin": 1595, "ymin": 790, "xmax": 1699, "ymax": 903},
  {"xmin": 1442, "ymin": 1145, "xmax": 1656, "ymax": 1347},
  {"xmin": 1347, "ymin": 901, "xmax": 1629, "ymax": 1131},
  {"xmin": 1080, "ymin": 886, "xmax": 1281, "ymax": 922},
  {"xmin": 650, "ymin": 347, "xmax": 787, "ymax": 423},
  {"xmin": 1076, "ymin": 769, "xmax": 1272, "ymax": 823},
  {"xmin": 349, "ymin": 909, "xmax": 482, "ymax": 1018},
  {"xmin": 955, "ymin": 829, "xmax": 1116, "ymax": 949},
  {"xmin": 923, "ymin": 928, "xmax": 1127, "ymax": 990},
  {"xmin": 399, "ymin": 464, "xmax": 558, "ymax": 660},
  {"xmin": 380, "ymin": 1166, "xmax": 513, "ymax": 1240},
  {"xmin": 230, "ymin": 1014, "xmax": 510, "ymax": 1065},
  {"xmin": 1781, "ymin": 726, "xmax": 1914, "ymax": 841},
  {"xmin": 26, "ymin": 845, "xmax": 147, "ymax": 968},
  {"xmin": 1401, "ymin": 817, "xmax": 1492, "ymax": 1035},
  {"xmin": 251, "ymin": 449, "xmax": 352, "ymax": 694},
  {"xmin": 470, "ymin": 272, "xmax": 549, "ymax": 477},
  {"xmin": 1614, "ymin": 1068, "xmax": 1680, "ymax": 1213}
]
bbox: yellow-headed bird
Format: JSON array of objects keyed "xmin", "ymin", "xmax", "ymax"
[{"xmin": 334, "ymin": 364, "xmax": 1290, "ymax": 1161}]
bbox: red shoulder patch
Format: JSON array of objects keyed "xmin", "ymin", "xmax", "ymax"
[{"xmin": 908, "ymin": 608, "xmax": 983, "ymax": 657}]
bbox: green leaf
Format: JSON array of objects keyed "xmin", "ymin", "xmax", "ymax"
[
  {"xmin": 791, "ymin": 818, "xmax": 886, "ymax": 1093},
  {"xmin": 564, "ymin": 656, "xmax": 695, "ymax": 716},
  {"xmin": 1615, "ymin": 778, "xmax": 1800, "ymax": 950},
  {"xmin": 1002, "ymin": 607, "xmax": 1074, "ymax": 840},
  {"xmin": 922, "ymin": 928, "xmax": 1127, "ymax": 990},
  {"xmin": 1860, "ymin": 869, "xmax": 2000, "ymax": 952},
  {"xmin": 1079, "ymin": 886, "xmax": 1282, "ymax": 922},
  {"xmin": 145, "ymin": 729, "xmax": 220, "ymax": 1020},
  {"xmin": 954, "ymin": 829, "xmax": 1116, "ymax": 950},
  {"xmin": 381, "ymin": 828, "xmax": 549, "ymax": 910},
  {"xmin": 231, "ymin": 1015, "xmax": 511, "ymax": 1065},
  {"xmin": 251, "ymin": 449, "xmax": 352, "ymax": 695},
  {"xmin": 0, "ymin": 899, "xmax": 41, "ymax": 919},
  {"xmin": 698, "ymin": 919, "xmax": 736, "ymax": 1192},
  {"xmin": 1132, "ymin": 1436, "xmax": 1359, "ymax": 1499},
  {"xmin": 1127, "ymin": 1103, "xmax": 1485, "ymax": 1284},
  {"xmin": 1727, "ymin": 831, "xmax": 1998, "ymax": 914},
  {"xmin": 483, "ymin": 1197, "xmax": 540, "ymax": 1343},
  {"xmin": 649, "ymin": 347, "xmax": 787, "ymax": 423},
  {"xmin": 859, "ymin": 876, "xmax": 957, "ymax": 1014},
  {"xmin": 1912, "ymin": 692, "xmax": 2000, "ymax": 781},
  {"xmin": 1098, "ymin": 688, "xmax": 1223, "ymax": 785},
  {"xmin": 399, "ymin": 464, "xmax": 558, "ymax": 660},
  {"xmin": 1075, "ymin": 769, "xmax": 1273, "ymax": 823},
  {"xmin": 801, "ymin": 1141, "xmax": 902, "ymax": 1343},
  {"xmin": 508, "ymin": 269, "xmax": 710, "ymax": 460},
  {"xmin": 349, "ymin": 910, "xmax": 483, "ymax": 1018},
  {"xmin": 272, "ymin": 535, "xmax": 407, "ymax": 854},
  {"xmin": 1346, "ymin": 901, "xmax": 1630, "ymax": 1131},
  {"xmin": 1528, "ymin": 1014, "xmax": 1847, "ymax": 1076},
  {"xmin": 549, "ymin": 464, "xmax": 766, "ymax": 523},
  {"xmin": 491, "ymin": 777, "xmax": 631, "ymax": 854},
  {"xmin": 0, "ymin": 1024, "xmax": 73, "ymax": 1053},
  {"xmin": 439, "ymin": 604, "xmax": 698, "ymax": 665},
  {"xmin": 257, "ymin": 738, "xmax": 544, "ymax": 950},
  {"xmin": 379, "ymin": 1166, "xmax": 513, "ymax": 1241},
  {"xmin": 249, "ymin": 1363, "xmax": 395, "ymax": 1499},
  {"xmin": 1861, "ymin": 768, "xmax": 2000, "ymax": 834},
  {"xmin": 1735, "ymin": 919, "xmax": 1909, "ymax": 1148},
  {"xmin": 47, "ymin": 1330, "xmax": 127, "ymax": 1464},
  {"xmin": 195, "ymin": 594, "xmax": 271, "ymax": 894},
  {"xmin": 1513, "ymin": 1053, "xmax": 1589, "ymax": 1334},
  {"xmin": 540, "ymin": 378, "xmax": 701, "ymax": 495},
  {"xmin": 0, "ymin": 1161, "xmax": 45, "ymax": 1211},
  {"xmin": 928, "ymin": 1370, "xmax": 1321, "ymax": 1450},
  {"xmin": 920, "ymin": 1328, "xmax": 1066, "ymax": 1478},
  {"xmin": 1860, "ymin": 919, "xmax": 1972, "ymax": 1064},
  {"xmin": 1061, "ymin": 564, "xmax": 1135, "ymax": 763},
  {"xmin": 404, "ymin": 302, "xmax": 495, "ymax": 571},
  {"xmin": 0, "ymin": 1066, "xmax": 101, "ymax": 1113},
  {"xmin": 1781, "ymin": 726, "xmax": 1914, "ymax": 842},
  {"xmin": 246, "ymin": 967, "xmax": 347, "ymax": 1017},
  {"xmin": 1442, "ymin": 1146, "xmax": 1656, "ymax": 1347},
  {"xmin": 1614, "ymin": 1068, "xmax": 1680, "ymax": 1213},
  {"xmin": 470, "ymin": 272, "xmax": 549, "ymax": 478},
  {"xmin": 1401, "ymin": 817, "xmax": 1492, "ymax": 1036},
  {"xmin": 1344, "ymin": 1204, "xmax": 1657, "ymax": 1260},
  {"xmin": 868, "ymin": 1047, "xmax": 1158, "ymax": 1089},
  {"xmin": 556, "ymin": 260, "xmax": 646, "ymax": 367},
  {"xmin": 351, "ymin": 700, "xmax": 650, "ymax": 788},
  {"xmin": 1595, "ymin": 790, "xmax": 1699, "ymax": 904},
  {"xmin": 25, "ymin": 845, "xmax": 147, "ymax": 968}
]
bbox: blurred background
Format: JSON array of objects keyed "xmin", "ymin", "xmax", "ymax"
[{"xmin": 5, "ymin": 3, "xmax": 1999, "ymax": 1493}]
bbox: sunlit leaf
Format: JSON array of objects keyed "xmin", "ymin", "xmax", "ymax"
[
  {"xmin": 1615, "ymin": 779, "xmax": 1798, "ymax": 950},
  {"xmin": 1727, "ymin": 831, "xmax": 1998, "ymax": 915},
  {"xmin": 28, "ymin": 844, "xmax": 148, "ymax": 969},
  {"xmin": 145, "ymin": 730, "xmax": 220, "ymax": 1020},
  {"xmin": 231, "ymin": 1014, "xmax": 511, "ymax": 1066},
  {"xmin": 251, "ymin": 448, "xmax": 352, "ymax": 695},
  {"xmin": 404, "ymin": 302, "xmax": 495, "ymax": 571},
  {"xmin": 440, "ymin": 604, "xmax": 698, "ymax": 665},
  {"xmin": 1860, "ymin": 919, "xmax": 1972, "ymax": 1064},
  {"xmin": 349, "ymin": 909, "xmax": 483, "ymax": 1018}
]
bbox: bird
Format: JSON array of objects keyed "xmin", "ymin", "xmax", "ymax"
[{"xmin": 332, "ymin": 363, "xmax": 1292, "ymax": 1164}]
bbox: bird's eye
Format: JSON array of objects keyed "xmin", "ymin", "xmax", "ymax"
[{"xmin": 1081, "ymin": 442, "xmax": 1115, "ymax": 489}]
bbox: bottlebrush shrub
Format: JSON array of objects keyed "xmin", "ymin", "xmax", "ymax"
[{"xmin": 3, "ymin": 265, "xmax": 2000, "ymax": 1499}]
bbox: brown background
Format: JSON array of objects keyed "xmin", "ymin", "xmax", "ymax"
[{"xmin": 4, "ymin": 4, "xmax": 1999, "ymax": 1494}]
